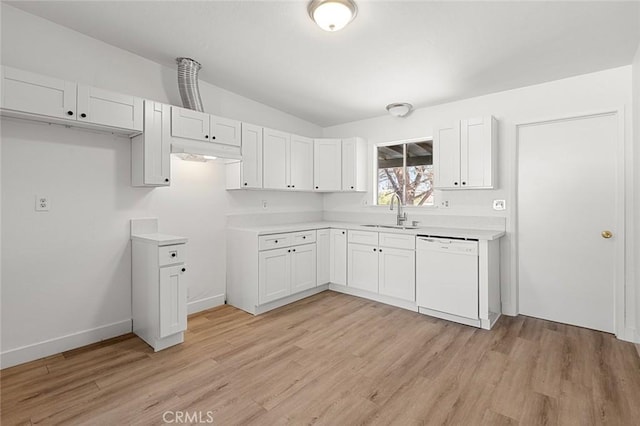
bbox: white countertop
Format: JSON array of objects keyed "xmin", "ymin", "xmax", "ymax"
[
  {"xmin": 131, "ymin": 233, "xmax": 188, "ymax": 246},
  {"xmin": 228, "ymin": 221, "xmax": 505, "ymax": 241}
]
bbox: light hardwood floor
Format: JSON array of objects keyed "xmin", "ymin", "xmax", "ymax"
[{"xmin": 2, "ymin": 291, "xmax": 640, "ymax": 425}]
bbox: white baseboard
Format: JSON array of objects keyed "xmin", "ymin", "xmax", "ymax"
[
  {"xmin": 0, "ymin": 319, "xmax": 132, "ymax": 370},
  {"xmin": 187, "ymin": 294, "xmax": 225, "ymax": 315},
  {"xmin": 617, "ymin": 327, "xmax": 639, "ymax": 344}
]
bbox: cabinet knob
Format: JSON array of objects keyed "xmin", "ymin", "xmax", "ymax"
[
  {"xmin": 287, "ymin": 185, "xmax": 291, "ymax": 188},
  {"xmin": 205, "ymin": 135, "xmax": 209, "ymax": 139},
  {"xmin": 165, "ymin": 178, "xmax": 169, "ymax": 182},
  {"xmin": 373, "ymin": 248, "xmax": 377, "ymax": 251},
  {"xmin": 171, "ymin": 253, "xmax": 177, "ymax": 258},
  {"xmin": 80, "ymin": 113, "xmax": 87, "ymax": 118},
  {"xmin": 350, "ymin": 186, "xmax": 354, "ymax": 189},
  {"xmin": 292, "ymin": 249, "xmax": 296, "ymax": 252},
  {"xmin": 454, "ymin": 182, "xmax": 459, "ymax": 186},
  {"xmin": 275, "ymin": 240, "xmax": 278, "ymax": 243},
  {"xmin": 244, "ymin": 182, "xmax": 248, "ymax": 186},
  {"xmin": 302, "ymin": 236, "xmax": 306, "ymax": 239},
  {"xmin": 462, "ymin": 182, "xmax": 466, "ymax": 185},
  {"xmin": 287, "ymin": 249, "xmax": 291, "ymax": 253},
  {"xmin": 181, "ymin": 268, "xmax": 186, "ymax": 272},
  {"xmin": 379, "ymin": 249, "xmax": 383, "ymax": 252},
  {"xmin": 212, "ymin": 136, "xmax": 216, "ymax": 140},
  {"xmin": 292, "ymin": 185, "xmax": 295, "ymax": 188},
  {"xmin": 315, "ymin": 186, "xmax": 319, "ymax": 189},
  {"xmin": 342, "ymin": 231, "xmax": 345, "ymax": 234},
  {"xmin": 67, "ymin": 111, "xmax": 74, "ymax": 116}
]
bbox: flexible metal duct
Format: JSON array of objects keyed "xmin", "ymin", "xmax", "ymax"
[{"xmin": 176, "ymin": 57, "xmax": 204, "ymax": 112}]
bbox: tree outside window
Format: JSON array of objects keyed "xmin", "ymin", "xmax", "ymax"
[{"xmin": 377, "ymin": 141, "xmax": 434, "ymax": 206}]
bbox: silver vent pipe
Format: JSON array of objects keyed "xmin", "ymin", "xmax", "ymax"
[{"xmin": 176, "ymin": 57, "xmax": 204, "ymax": 112}]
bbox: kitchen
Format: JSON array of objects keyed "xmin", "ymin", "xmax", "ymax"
[{"xmin": 2, "ymin": 1, "xmax": 640, "ymax": 424}]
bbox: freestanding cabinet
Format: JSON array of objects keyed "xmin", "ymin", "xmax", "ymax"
[{"xmin": 131, "ymin": 219, "xmax": 188, "ymax": 351}]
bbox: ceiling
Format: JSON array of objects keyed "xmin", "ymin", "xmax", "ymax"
[{"xmin": 8, "ymin": 1, "xmax": 640, "ymax": 127}]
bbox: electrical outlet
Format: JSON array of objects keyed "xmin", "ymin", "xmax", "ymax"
[
  {"xmin": 261, "ymin": 200, "xmax": 268, "ymax": 210},
  {"xmin": 35, "ymin": 195, "xmax": 50, "ymax": 211},
  {"xmin": 440, "ymin": 200, "xmax": 449, "ymax": 208},
  {"xmin": 493, "ymin": 199, "xmax": 506, "ymax": 211}
]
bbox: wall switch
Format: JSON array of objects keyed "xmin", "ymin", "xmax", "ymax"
[
  {"xmin": 440, "ymin": 200, "xmax": 449, "ymax": 208},
  {"xmin": 35, "ymin": 195, "xmax": 50, "ymax": 211},
  {"xmin": 261, "ymin": 200, "xmax": 268, "ymax": 210},
  {"xmin": 493, "ymin": 199, "xmax": 506, "ymax": 211}
]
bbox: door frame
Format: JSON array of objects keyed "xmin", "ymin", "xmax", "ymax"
[{"xmin": 510, "ymin": 108, "xmax": 627, "ymax": 338}]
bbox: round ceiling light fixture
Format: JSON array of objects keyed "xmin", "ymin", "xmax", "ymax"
[
  {"xmin": 308, "ymin": 0, "xmax": 358, "ymax": 32},
  {"xmin": 386, "ymin": 103, "xmax": 413, "ymax": 118}
]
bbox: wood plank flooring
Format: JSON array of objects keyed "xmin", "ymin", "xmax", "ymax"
[{"xmin": 2, "ymin": 291, "xmax": 640, "ymax": 425}]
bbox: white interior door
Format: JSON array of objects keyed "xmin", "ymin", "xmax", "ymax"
[{"xmin": 517, "ymin": 112, "xmax": 619, "ymax": 333}]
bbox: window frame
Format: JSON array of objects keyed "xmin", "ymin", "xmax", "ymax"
[{"xmin": 372, "ymin": 136, "xmax": 436, "ymax": 208}]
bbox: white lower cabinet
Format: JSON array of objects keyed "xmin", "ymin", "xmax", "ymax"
[
  {"xmin": 316, "ymin": 229, "xmax": 330, "ymax": 285},
  {"xmin": 132, "ymin": 233, "xmax": 188, "ymax": 352},
  {"xmin": 259, "ymin": 247, "xmax": 291, "ymax": 304},
  {"xmin": 347, "ymin": 231, "xmax": 416, "ymax": 302},
  {"xmin": 290, "ymin": 244, "xmax": 317, "ymax": 293},
  {"xmin": 348, "ymin": 243, "xmax": 379, "ymax": 293},
  {"xmin": 378, "ymin": 247, "xmax": 415, "ymax": 302},
  {"xmin": 329, "ymin": 229, "xmax": 347, "ymax": 285}
]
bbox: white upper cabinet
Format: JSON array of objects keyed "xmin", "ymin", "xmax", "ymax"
[
  {"xmin": 314, "ymin": 138, "xmax": 342, "ymax": 191},
  {"xmin": 211, "ymin": 115, "xmax": 241, "ymax": 147},
  {"xmin": 171, "ymin": 106, "xmax": 210, "ymax": 142},
  {"xmin": 434, "ymin": 116, "xmax": 497, "ymax": 189},
  {"xmin": 1, "ymin": 66, "xmax": 142, "ymax": 133},
  {"xmin": 263, "ymin": 128, "xmax": 290, "ymax": 190},
  {"xmin": 1, "ymin": 66, "xmax": 76, "ymax": 120},
  {"xmin": 131, "ymin": 101, "xmax": 171, "ymax": 187},
  {"xmin": 77, "ymin": 85, "xmax": 142, "ymax": 131},
  {"xmin": 241, "ymin": 123, "xmax": 263, "ymax": 188},
  {"xmin": 342, "ymin": 137, "xmax": 367, "ymax": 192},
  {"xmin": 289, "ymin": 135, "xmax": 314, "ymax": 191}
]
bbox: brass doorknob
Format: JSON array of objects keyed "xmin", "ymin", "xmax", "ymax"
[{"xmin": 601, "ymin": 230, "xmax": 613, "ymax": 239}]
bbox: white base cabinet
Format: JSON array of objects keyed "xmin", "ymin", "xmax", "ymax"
[
  {"xmin": 131, "ymin": 221, "xmax": 188, "ymax": 352},
  {"xmin": 316, "ymin": 229, "xmax": 330, "ymax": 285},
  {"xmin": 329, "ymin": 229, "xmax": 347, "ymax": 285},
  {"xmin": 228, "ymin": 229, "xmax": 321, "ymax": 314}
]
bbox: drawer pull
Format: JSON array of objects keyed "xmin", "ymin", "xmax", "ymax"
[
  {"xmin": 181, "ymin": 268, "xmax": 186, "ymax": 272},
  {"xmin": 171, "ymin": 253, "xmax": 177, "ymax": 258}
]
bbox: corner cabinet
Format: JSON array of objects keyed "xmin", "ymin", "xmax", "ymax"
[
  {"xmin": 131, "ymin": 100, "xmax": 171, "ymax": 187},
  {"xmin": 434, "ymin": 116, "xmax": 497, "ymax": 189},
  {"xmin": 1, "ymin": 65, "xmax": 142, "ymax": 134},
  {"xmin": 131, "ymin": 231, "xmax": 188, "ymax": 352}
]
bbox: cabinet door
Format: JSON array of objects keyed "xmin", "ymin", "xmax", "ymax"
[
  {"xmin": 460, "ymin": 116, "xmax": 495, "ymax": 189},
  {"xmin": 77, "ymin": 85, "xmax": 142, "ymax": 131},
  {"xmin": 289, "ymin": 135, "xmax": 314, "ymax": 191},
  {"xmin": 259, "ymin": 247, "xmax": 291, "ymax": 304},
  {"xmin": 378, "ymin": 247, "xmax": 415, "ymax": 302},
  {"xmin": 263, "ymin": 128, "xmax": 290, "ymax": 190},
  {"xmin": 316, "ymin": 229, "xmax": 330, "ymax": 285},
  {"xmin": 1, "ymin": 66, "xmax": 77, "ymax": 120},
  {"xmin": 171, "ymin": 106, "xmax": 210, "ymax": 142},
  {"xmin": 341, "ymin": 137, "xmax": 367, "ymax": 191},
  {"xmin": 348, "ymin": 243, "xmax": 378, "ymax": 293},
  {"xmin": 330, "ymin": 229, "xmax": 347, "ymax": 285},
  {"xmin": 132, "ymin": 101, "xmax": 171, "ymax": 186},
  {"xmin": 159, "ymin": 265, "xmax": 187, "ymax": 338},
  {"xmin": 433, "ymin": 123, "xmax": 461, "ymax": 189},
  {"xmin": 290, "ymin": 244, "xmax": 317, "ymax": 293},
  {"xmin": 314, "ymin": 139, "xmax": 342, "ymax": 191},
  {"xmin": 240, "ymin": 123, "xmax": 263, "ymax": 188},
  {"xmin": 211, "ymin": 115, "xmax": 241, "ymax": 147}
]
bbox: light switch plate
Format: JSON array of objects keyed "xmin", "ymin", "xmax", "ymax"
[
  {"xmin": 493, "ymin": 199, "xmax": 506, "ymax": 211},
  {"xmin": 35, "ymin": 195, "xmax": 50, "ymax": 211}
]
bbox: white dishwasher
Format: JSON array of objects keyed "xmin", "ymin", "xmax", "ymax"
[{"xmin": 416, "ymin": 236, "xmax": 479, "ymax": 320}]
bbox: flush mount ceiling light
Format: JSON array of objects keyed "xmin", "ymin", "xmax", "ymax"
[
  {"xmin": 308, "ymin": 0, "xmax": 358, "ymax": 32},
  {"xmin": 386, "ymin": 103, "xmax": 413, "ymax": 118}
]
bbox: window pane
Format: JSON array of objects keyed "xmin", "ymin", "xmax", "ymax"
[
  {"xmin": 377, "ymin": 144, "xmax": 404, "ymax": 205},
  {"xmin": 405, "ymin": 141, "xmax": 434, "ymax": 206}
]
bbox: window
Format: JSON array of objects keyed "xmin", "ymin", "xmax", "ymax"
[{"xmin": 377, "ymin": 140, "xmax": 434, "ymax": 206}]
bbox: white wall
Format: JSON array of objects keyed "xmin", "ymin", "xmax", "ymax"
[
  {"xmin": 633, "ymin": 42, "xmax": 640, "ymax": 340},
  {"xmin": 0, "ymin": 4, "xmax": 324, "ymax": 366},
  {"xmin": 323, "ymin": 67, "xmax": 635, "ymax": 331}
]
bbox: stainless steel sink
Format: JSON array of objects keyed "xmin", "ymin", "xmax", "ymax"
[{"xmin": 360, "ymin": 224, "xmax": 419, "ymax": 230}]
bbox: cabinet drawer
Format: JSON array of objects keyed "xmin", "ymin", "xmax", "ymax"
[
  {"xmin": 379, "ymin": 233, "xmax": 416, "ymax": 250},
  {"xmin": 159, "ymin": 244, "xmax": 186, "ymax": 266},
  {"xmin": 292, "ymin": 230, "xmax": 316, "ymax": 246},
  {"xmin": 348, "ymin": 230, "xmax": 378, "ymax": 246},
  {"xmin": 259, "ymin": 233, "xmax": 292, "ymax": 251}
]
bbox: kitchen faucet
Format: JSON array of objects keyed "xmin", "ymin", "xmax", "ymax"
[{"xmin": 390, "ymin": 193, "xmax": 408, "ymax": 226}]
